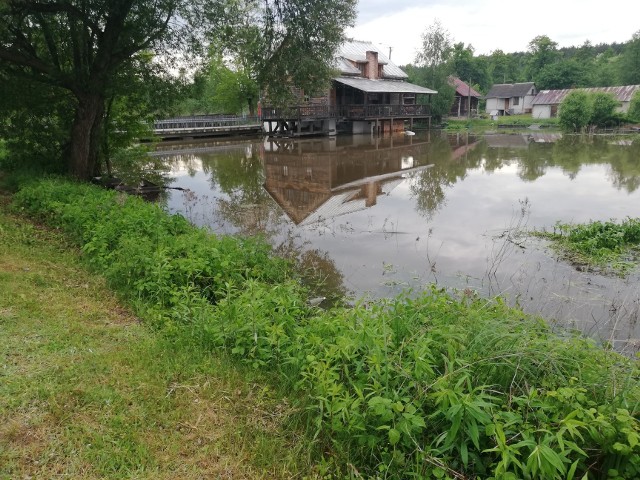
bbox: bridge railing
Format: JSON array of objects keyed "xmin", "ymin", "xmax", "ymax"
[{"xmin": 153, "ymin": 115, "xmax": 260, "ymax": 130}]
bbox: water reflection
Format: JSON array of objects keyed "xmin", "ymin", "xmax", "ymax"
[{"xmin": 159, "ymin": 132, "xmax": 640, "ymax": 352}]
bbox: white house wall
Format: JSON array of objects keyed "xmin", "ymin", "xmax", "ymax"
[
  {"xmin": 510, "ymin": 98, "xmax": 525, "ymax": 114},
  {"xmin": 486, "ymin": 98, "xmax": 500, "ymax": 113},
  {"xmin": 532, "ymin": 105, "xmax": 551, "ymax": 119}
]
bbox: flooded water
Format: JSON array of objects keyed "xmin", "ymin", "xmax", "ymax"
[{"xmin": 152, "ymin": 131, "xmax": 640, "ymax": 352}]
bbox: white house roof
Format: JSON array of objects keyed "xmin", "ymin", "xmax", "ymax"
[{"xmin": 335, "ymin": 77, "xmax": 437, "ymax": 94}]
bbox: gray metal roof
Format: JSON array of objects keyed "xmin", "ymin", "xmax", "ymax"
[
  {"xmin": 532, "ymin": 85, "xmax": 640, "ymax": 105},
  {"xmin": 485, "ymin": 82, "xmax": 536, "ymax": 99},
  {"xmin": 335, "ymin": 77, "xmax": 437, "ymax": 94},
  {"xmin": 334, "ymin": 57, "xmax": 361, "ymax": 76},
  {"xmin": 337, "ymin": 40, "xmax": 408, "ymax": 79}
]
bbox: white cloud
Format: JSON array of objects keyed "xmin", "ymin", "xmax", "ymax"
[{"xmin": 348, "ymin": 0, "xmax": 638, "ymax": 65}]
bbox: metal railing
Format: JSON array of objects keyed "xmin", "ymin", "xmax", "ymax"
[{"xmin": 153, "ymin": 115, "xmax": 260, "ymax": 130}]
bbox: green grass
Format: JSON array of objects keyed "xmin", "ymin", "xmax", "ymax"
[
  {"xmin": 0, "ymin": 199, "xmax": 317, "ymax": 479},
  {"xmin": 445, "ymin": 114, "xmax": 560, "ymax": 132},
  {"xmin": 6, "ymin": 179, "xmax": 640, "ymax": 479},
  {"xmin": 534, "ymin": 218, "xmax": 640, "ymax": 276}
]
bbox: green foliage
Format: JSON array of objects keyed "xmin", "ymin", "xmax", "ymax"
[
  {"xmin": 406, "ymin": 65, "xmax": 456, "ymax": 121},
  {"xmin": 590, "ymin": 92, "xmax": 619, "ymax": 128},
  {"xmin": 559, "ymin": 91, "xmax": 592, "ymax": 132},
  {"xmin": 618, "ymin": 31, "xmax": 640, "ymax": 86},
  {"xmin": 628, "ymin": 91, "xmax": 640, "ymax": 122},
  {"xmin": 539, "ymin": 218, "xmax": 640, "ymax": 275},
  {"xmin": 0, "ymin": 76, "xmax": 73, "ymax": 174},
  {"xmin": 526, "ymin": 35, "xmax": 560, "ymax": 80},
  {"xmin": 0, "ymin": 0, "xmax": 356, "ymax": 178},
  {"xmin": 535, "ymin": 59, "xmax": 589, "ymax": 90},
  {"xmin": 11, "ymin": 178, "xmax": 640, "ymax": 479}
]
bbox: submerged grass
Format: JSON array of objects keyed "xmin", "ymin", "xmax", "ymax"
[
  {"xmin": 535, "ymin": 218, "xmax": 640, "ymax": 276},
  {"xmin": 7, "ymin": 178, "xmax": 640, "ymax": 479},
  {"xmin": 0, "ymin": 199, "xmax": 317, "ymax": 479}
]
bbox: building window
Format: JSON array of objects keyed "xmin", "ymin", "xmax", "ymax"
[{"xmin": 513, "ymin": 97, "xmax": 520, "ymax": 106}]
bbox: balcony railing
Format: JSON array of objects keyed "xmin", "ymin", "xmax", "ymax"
[
  {"xmin": 260, "ymin": 105, "xmax": 336, "ymax": 121},
  {"xmin": 260, "ymin": 104, "xmax": 431, "ymax": 121},
  {"xmin": 339, "ymin": 104, "xmax": 431, "ymax": 118}
]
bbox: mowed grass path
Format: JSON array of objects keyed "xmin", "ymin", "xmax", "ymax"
[{"xmin": 0, "ymin": 200, "xmax": 312, "ymax": 479}]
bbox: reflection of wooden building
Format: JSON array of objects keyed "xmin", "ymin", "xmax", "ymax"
[
  {"xmin": 262, "ymin": 136, "xmax": 433, "ymax": 225},
  {"xmin": 262, "ymin": 40, "xmax": 437, "ymax": 137}
]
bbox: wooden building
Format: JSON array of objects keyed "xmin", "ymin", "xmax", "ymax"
[
  {"xmin": 448, "ymin": 77, "xmax": 481, "ymax": 117},
  {"xmin": 262, "ymin": 40, "xmax": 437, "ymax": 137}
]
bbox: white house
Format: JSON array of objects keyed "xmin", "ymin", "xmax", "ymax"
[
  {"xmin": 531, "ymin": 85, "xmax": 640, "ymax": 119},
  {"xmin": 485, "ymin": 82, "xmax": 537, "ymax": 116}
]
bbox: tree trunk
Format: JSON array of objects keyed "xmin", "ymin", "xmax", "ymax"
[{"xmin": 69, "ymin": 93, "xmax": 106, "ymax": 179}]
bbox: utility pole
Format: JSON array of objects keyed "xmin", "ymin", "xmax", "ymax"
[{"xmin": 468, "ymin": 79, "xmax": 472, "ymax": 119}]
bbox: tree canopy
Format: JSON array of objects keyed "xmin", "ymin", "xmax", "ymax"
[{"xmin": 0, "ymin": 0, "xmax": 356, "ymax": 179}]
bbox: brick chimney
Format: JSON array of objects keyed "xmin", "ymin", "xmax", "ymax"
[{"xmin": 365, "ymin": 50, "xmax": 378, "ymax": 80}]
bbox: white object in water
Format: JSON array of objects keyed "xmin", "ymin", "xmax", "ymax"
[{"xmin": 404, "ymin": 130, "xmax": 416, "ymax": 136}]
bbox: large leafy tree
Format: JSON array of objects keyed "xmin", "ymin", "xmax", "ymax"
[
  {"xmin": 526, "ymin": 35, "xmax": 559, "ymax": 80},
  {"xmin": 0, "ymin": 0, "xmax": 356, "ymax": 179},
  {"xmin": 535, "ymin": 59, "xmax": 589, "ymax": 89},
  {"xmin": 450, "ymin": 43, "xmax": 489, "ymax": 92},
  {"xmin": 618, "ymin": 31, "xmax": 640, "ymax": 85},
  {"xmin": 412, "ymin": 20, "xmax": 455, "ymax": 120}
]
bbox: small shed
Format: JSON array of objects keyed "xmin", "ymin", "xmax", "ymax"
[
  {"xmin": 484, "ymin": 82, "xmax": 537, "ymax": 116},
  {"xmin": 531, "ymin": 85, "xmax": 640, "ymax": 119},
  {"xmin": 448, "ymin": 76, "xmax": 482, "ymax": 117}
]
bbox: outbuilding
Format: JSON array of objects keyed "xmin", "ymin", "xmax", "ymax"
[
  {"xmin": 531, "ymin": 85, "xmax": 640, "ymax": 119},
  {"xmin": 484, "ymin": 82, "xmax": 537, "ymax": 116}
]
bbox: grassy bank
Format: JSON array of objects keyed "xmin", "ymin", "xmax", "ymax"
[
  {"xmin": 0, "ymin": 199, "xmax": 315, "ymax": 478},
  {"xmin": 7, "ymin": 178, "xmax": 640, "ymax": 479},
  {"xmin": 445, "ymin": 114, "xmax": 560, "ymax": 132}
]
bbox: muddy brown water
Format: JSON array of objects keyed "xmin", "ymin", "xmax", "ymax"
[{"xmin": 151, "ymin": 131, "xmax": 640, "ymax": 352}]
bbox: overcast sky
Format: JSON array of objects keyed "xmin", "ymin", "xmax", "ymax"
[{"xmin": 347, "ymin": 0, "xmax": 639, "ymax": 65}]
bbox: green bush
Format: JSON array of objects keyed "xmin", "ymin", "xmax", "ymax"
[
  {"xmin": 559, "ymin": 91, "xmax": 592, "ymax": 132},
  {"xmin": 629, "ymin": 90, "xmax": 640, "ymax": 122},
  {"xmin": 590, "ymin": 92, "xmax": 618, "ymax": 128},
  {"xmin": 12, "ymin": 178, "xmax": 640, "ymax": 479}
]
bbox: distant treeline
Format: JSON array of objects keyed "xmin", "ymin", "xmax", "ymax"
[{"xmin": 404, "ymin": 25, "xmax": 640, "ymax": 119}]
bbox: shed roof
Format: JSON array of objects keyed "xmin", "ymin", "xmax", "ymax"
[
  {"xmin": 337, "ymin": 40, "xmax": 408, "ymax": 79},
  {"xmin": 532, "ymin": 85, "xmax": 640, "ymax": 105},
  {"xmin": 485, "ymin": 82, "xmax": 535, "ymax": 99},
  {"xmin": 449, "ymin": 76, "xmax": 482, "ymax": 98},
  {"xmin": 335, "ymin": 77, "xmax": 437, "ymax": 94}
]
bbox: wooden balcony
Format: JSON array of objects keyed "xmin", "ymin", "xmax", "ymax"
[
  {"xmin": 339, "ymin": 104, "xmax": 431, "ymax": 119},
  {"xmin": 261, "ymin": 104, "xmax": 431, "ymax": 121}
]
